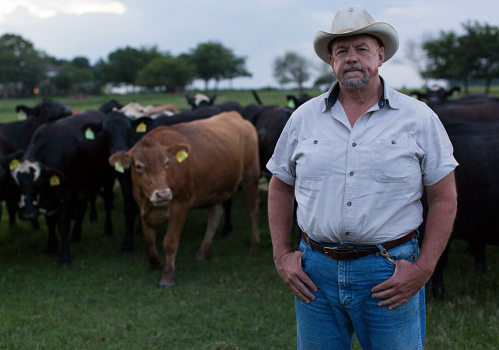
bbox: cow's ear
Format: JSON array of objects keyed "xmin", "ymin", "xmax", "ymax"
[
  {"xmin": 210, "ymin": 94, "xmax": 217, "ymax": 104},
  {"xmin": 40, "ymin": 167, "xmax": 65, "ymax": 187},
  {"xmin": 132, "ymin": 117, "xmax": 153, "ymax": 134},
  {"xmin": 109, "ymin": 152, "xmax": 132, "ymax": 173},
  {"xmin": 81, "ymin": 122, "xmax": 103, "ymax": 140},
  {"xmin": 166, "ymin": 143, "xmax": 191, "ymax": 164}
]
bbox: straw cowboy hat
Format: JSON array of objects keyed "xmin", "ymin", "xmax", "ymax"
[{"xmin": 313, "ymin": 5, "xmax": 399, "ymax": 64}]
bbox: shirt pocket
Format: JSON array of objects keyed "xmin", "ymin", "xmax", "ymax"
[
  {"xmin": 294, "ymin": 139, "xmax": 335, "ymax": 181},
  {"xmin": 370, "ymin": 139, "xmax": 419, "ymax": 183}
]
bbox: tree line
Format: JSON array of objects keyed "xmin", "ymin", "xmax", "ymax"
[{"xmin": 0, "ymin": 34, "xmax": 251, "ymax": 97}]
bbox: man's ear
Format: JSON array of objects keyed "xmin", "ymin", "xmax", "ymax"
[
  {"xmin": 109, "ymin": 152, "xmax": 132, "ymax": 173},
  {"xmin": 166, "ymin": 143, "xmax": 191, "ymax": 164},
  {"xmin": 378, "ymin": 46, "xmax": 385, "ymax": 67}
]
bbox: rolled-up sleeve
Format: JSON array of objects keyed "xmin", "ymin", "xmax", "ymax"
[
  {"xmin": 266, "ymin": 117, "xmax": 297, "ymax": 186},
  {"xmin": 420, "ymin": 112, "xmax": 459, "ymax": 186}
]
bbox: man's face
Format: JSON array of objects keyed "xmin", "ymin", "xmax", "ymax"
[{"xmin": 329, "ymin": 34, "xmax": 385, "ymax": 89}]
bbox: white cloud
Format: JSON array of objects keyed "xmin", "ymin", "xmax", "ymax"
[{"xmin": 0, "ymin": 0, "xmax": 126, "ymax": 21}]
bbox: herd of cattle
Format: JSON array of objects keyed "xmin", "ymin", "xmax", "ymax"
[{"xmin": 0, "ymin": 87, "xmax": 497, "ymax": 295}]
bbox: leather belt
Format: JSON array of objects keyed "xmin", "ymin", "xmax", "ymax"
[{"xmin": 301, "ymin": 230, "xmax": 415, "ymax": 261}]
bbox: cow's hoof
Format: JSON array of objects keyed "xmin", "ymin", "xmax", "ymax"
[{"xmin": 159, "ymin": 278, "xmax": 175, "ymax": 289}]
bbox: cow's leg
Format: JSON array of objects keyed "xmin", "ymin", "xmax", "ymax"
[
  {"xmin": 102, "ymin": 180, "xmax": 114, "ymax": 237},
  {"xmin": 242, "ymin": 172, "xmax": 260, "ymax": 253},
  {"xmin": 160, "ymin": 207, "xmax": 188, "ymax": 289},
  {"xmin": 58, "ymin": 197, "xmax": 75, "ymax": 265},
  {"xmin": 118, "ymin": 172, "xmax": 137, "ymax": 253},
  {"xmin": 197, "ymin": 204, "xmax": 224, "ymax": 260},
  {"xmin": 142, "ymin": 219, "xmax": 161, "ymax": 270},
  {"xmin": 221, "ymin": 198, "xmax": 233, "ymax": 236},
  {"xmin": 70, "ymin": 198, "xmax": 87, "ymax": 242},
  {"xmin": 431, "ymin": 244, "xmax": 450, "ymax": 299},
  {"xmin": 468, "ymin": 242, "xmax": 487, "ymax": 273},
  {"xmin": 45, "ymin": 213, "xmax": 58, "ymax": 255}
]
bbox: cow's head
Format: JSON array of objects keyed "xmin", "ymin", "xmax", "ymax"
[
  {"xmin": 109, "ymin": 140, "xmax": 190, "ymax": 207},
  {"xmin": 10, "ymin": 159, "xmax": 64, "ymax": 220},
  {"xmin": 15, "ymin": 98, "xmax": 72, "ymax": 123},
  {"xmin": 186, "ymin": 93, "xmax": 217, "ymax": 109},
  {"xmin": 99, "ymin": 99, "xmax": 123, "ymax": 115}
]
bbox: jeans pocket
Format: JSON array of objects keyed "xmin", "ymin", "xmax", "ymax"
[{"xmin": 379, "ymin": 239, "xmax": 419, "ymax": 267}]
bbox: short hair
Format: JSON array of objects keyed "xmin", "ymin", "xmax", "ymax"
[{"xmin": 327, "ymin": 35, "xmax": 384, "ymax": 55}]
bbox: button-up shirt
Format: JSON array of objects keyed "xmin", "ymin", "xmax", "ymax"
[{"xmin": 266, "ymin": 79, "xmax": 458, "ymax": 245}]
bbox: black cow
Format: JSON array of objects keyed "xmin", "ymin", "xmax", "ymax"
[
  {"xmin": 98, "ymin": 99, "xmax": 123, "ymax": 115},
  {"xmin": 10, "ymin": 110, "xmax": 115, "ymax": 265},
  {"xmin": 81, "ymin": 106, "xmax": 239, "ymax": 252},
  {"xmin": 410, "ymin": 85, "xmax": 461, "ymax": 107},
  {"xmin": 423, "ymin": 121, "xmax": 499, "ymax": 298},
  {"xmin": 186, "ymin": 93, "xmax": 217, "ymax": 109},
  {"xmin": 0, "ymin": 99, "xmax": 73, "ymax": 227},
  {"xmin": 286, "ymin": 94, "xmax": 313, "ymax": 109},
  {"xmin": 431, "ymin": 99, "xmax": 499, "ymax": 124}
]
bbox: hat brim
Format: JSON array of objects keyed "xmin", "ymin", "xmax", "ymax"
[{"xmin": 313, "ymin": 22, "xmax": 399, "ymax": 64}]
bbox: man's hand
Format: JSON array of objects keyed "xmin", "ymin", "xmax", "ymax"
[
  {"xmin": 275, "ymin": 251, "xmax": 318, "ymax": 303},
  {"xmin": 371, "ymin": 259, "xmax": 432, "ymax": 310}
]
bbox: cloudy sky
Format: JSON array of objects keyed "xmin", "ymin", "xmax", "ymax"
[{"xmin": 1, "ymin": 0, "xmax": 498, "ymax": 90}]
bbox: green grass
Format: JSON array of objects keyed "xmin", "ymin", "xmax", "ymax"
[{"xmin": 1, "ymin": 89, "xmax": 499, "ymax": 349}]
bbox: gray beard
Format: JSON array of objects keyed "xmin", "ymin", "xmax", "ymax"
[{"xmin": 340, "ymin": 65, "xmax": 369, "ymax": 89}]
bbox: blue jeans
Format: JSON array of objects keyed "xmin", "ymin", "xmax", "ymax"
[{"xmin": 296, "ymin": 236, "xmax": 425, "ymax": 350}]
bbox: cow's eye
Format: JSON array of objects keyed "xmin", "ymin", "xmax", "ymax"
[
  {"xmin": 135, "ymin": 163, "xmax": 144, "ymax": 172},
  {"xmin": 165, "ymin": 159, "xmax": 169, "ymax": 168}
]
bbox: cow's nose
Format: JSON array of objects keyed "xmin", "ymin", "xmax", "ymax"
[{"xmin": 156, "ymin": 188, "xmax": 172, "ymax": 201}]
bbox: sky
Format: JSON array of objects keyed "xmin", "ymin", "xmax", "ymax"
[{"xmin": 1, "ymin": 0, "xmax": 498, "ymax": 90}]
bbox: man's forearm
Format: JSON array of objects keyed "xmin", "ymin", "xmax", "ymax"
[{"xmin": 268, "ymin": 175, "xmax": 296, "ymax": 259}]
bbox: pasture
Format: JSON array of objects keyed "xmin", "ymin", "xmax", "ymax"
[{"xmin": 1, "ymin": 89, "xmax": 499, "ymax": 349}]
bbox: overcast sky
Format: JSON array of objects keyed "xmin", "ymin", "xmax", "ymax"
[{"xmin": 1, "ymin": 0, "xmax": 498, "ymax": 90}]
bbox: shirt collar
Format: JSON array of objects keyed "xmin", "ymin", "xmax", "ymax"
[{"xmin": 322, "ymin": 77, "xmax": 398, "ymax": 112}]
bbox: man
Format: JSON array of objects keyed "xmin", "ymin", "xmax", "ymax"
[{"xmin": 267, "ymin": 5, "xmax": 458, "ymax": 350}]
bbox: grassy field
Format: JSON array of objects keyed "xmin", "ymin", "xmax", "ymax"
[{"xmin": 1, "ymin": 89, "xmax": 499, "ymax": 349}]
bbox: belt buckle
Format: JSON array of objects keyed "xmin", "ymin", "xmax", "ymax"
[{"xmin": 323, "ymin": 246, "xmax": 337, "ymax": 258}]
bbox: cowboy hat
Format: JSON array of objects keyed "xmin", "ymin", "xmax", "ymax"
[{"xmin": 313, "ymin": 5, "xmax": 399, "ymax": 64}]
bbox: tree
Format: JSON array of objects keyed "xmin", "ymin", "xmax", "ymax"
[
  {"xmin": 99, "ymin": 46, "xmax": 164, "ymax": 84},
  {"xmin": 0, "ymin": 33, "xmax": 46, "ymax": 97},
  {"xmin": 273, "ymin": 51, "xmax": 310, "ymax": 93},
  {"xmin": 313, "ymin": 62, "xmax": 337, "ymax": 90},
  {"xmin": 189, "ymin": 41, "xmax": 250, "ymax": 90},
  {"xmin": 422, "ymin": 21, "xmax": 499, "ymax": 93},
  {"xmin": 52, "ymin": 64, "xmax": 96, "ymax": 95},
  {"xmin": 135, "ymin": 57, "xmax": 196, "ymax": 92}
]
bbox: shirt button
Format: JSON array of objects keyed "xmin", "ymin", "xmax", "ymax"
[
  {"xmin": 347, "ymin": 202, "xmax": 352, "ymax": 206},
  {"xmin": 345, "ymin": 232, "xmax": 350, "ymax": 236},
  {"xmin": 314, "ymin": 140, "xmax": 318, "ymax": 144},
  {"xmin": 392, "ymin": 140, "xmax": 396, "ymax": 144},
  {"xmin": 352, "ymin": 142, "xmax": 357, "ymax": 147},
  {"xmin": 349, "ymin": 171, "xmax": 354, "ymax": 176}
]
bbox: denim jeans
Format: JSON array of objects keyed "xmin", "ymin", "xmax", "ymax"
[{"xmin": 296, "ymin": 236, "xmax": 425, "ymax": 350}]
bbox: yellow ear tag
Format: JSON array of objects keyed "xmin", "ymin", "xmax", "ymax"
[
  {"xmin": 287, "ymin": 100, "xmax": 296, "ymax": 109},
  {"xmin": 17, "ymin": 111, "xmax": 27, "ymax": 120},
  {"xmin": 114, "ymin": 161, "xmax": 125, "ymax": 173},
  {"xmin": 9, "ymin": 159, "xmax": 20, "ymax": 171},
  {"xmin": 50, "ymin": 175, "xmax": 60, "ymax": 187},
  {"xmin": 176, "ymin": 150, "xmax": 188, "ymax": 163},
  {"xmin": 85, "ymin": 127, "xmax": 95, "ymax": 140},
  {"xmin": 136, "ymin": 122, "xmax": 147, "ymax": 133}
]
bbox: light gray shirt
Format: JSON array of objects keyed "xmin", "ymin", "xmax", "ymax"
[{"xmin": 266, "ymin": 79, "xmax": 458, "ymax": 245}]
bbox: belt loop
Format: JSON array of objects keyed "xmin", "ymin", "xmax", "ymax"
[{"xmin": 376, "ymin": 244, "xmax": 396, "ymax": 264}]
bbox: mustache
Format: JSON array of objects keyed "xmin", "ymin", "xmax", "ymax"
[{"xmin": 341, "ymin": 65, "xmax": 367, "ymax": 75}]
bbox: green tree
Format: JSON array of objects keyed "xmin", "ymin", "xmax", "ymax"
[
  {"xmin": 189, "ymin": 41, "xmax": 250, "ymax": 90},
  {"xmin": 422, "ymin": 21, "xmax": 499, "ymax": 93},
  {"xmin": 273, "ymin": 51, "xmax": 310, "ymax": 94},
  {"xmin": 99, "ymin": 46, "xmax": 164, "ymax": 84},
  {"xmin": 52, "ymin": 64, "xmax": 95, "ymax": 95},
  {"xmin": 0, "ymin": 33, "xmax": 46, "ymax": 97},
  {"xmin": 136, "ymin": 57, "xmax": 196, "ymax": 92}
]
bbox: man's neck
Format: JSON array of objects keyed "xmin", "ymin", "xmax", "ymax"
[{"xmin": 337, "ymin": 77, "xmax": 384, "ymax": 127}]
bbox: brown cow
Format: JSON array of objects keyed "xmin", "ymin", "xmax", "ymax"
[{"xmin": 109, "ymin": 112, "xmax": 260, "ymax": 288}]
